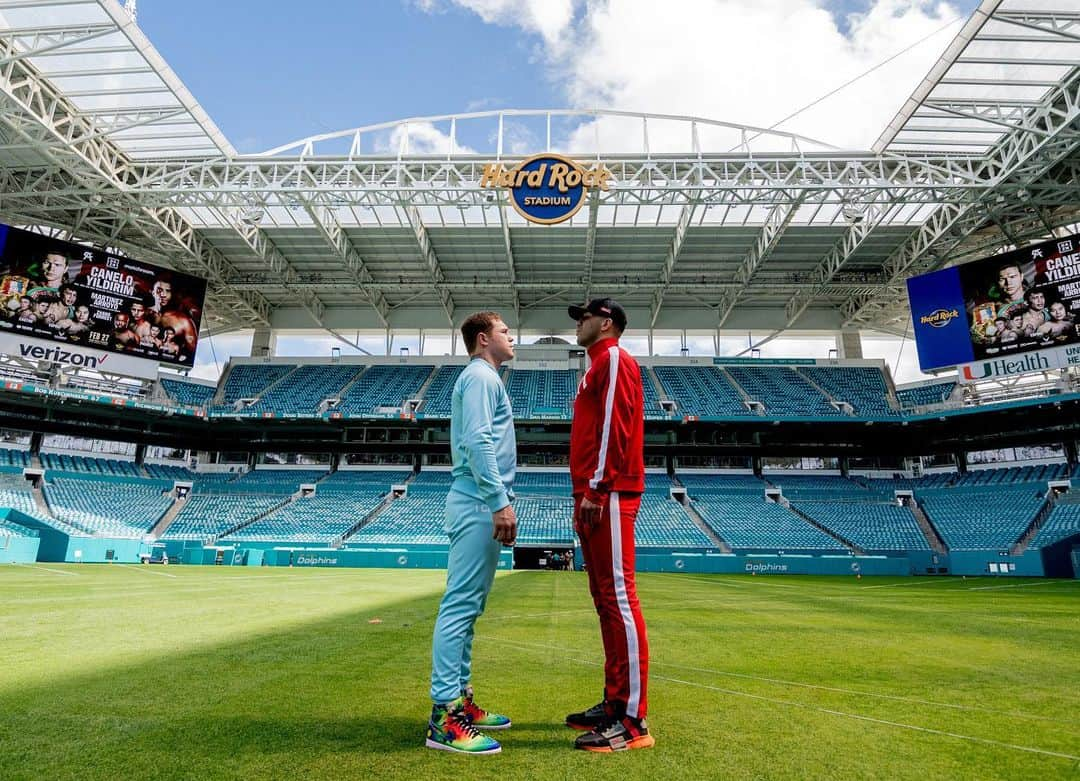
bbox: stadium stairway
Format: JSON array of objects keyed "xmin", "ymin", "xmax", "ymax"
[
  {"xmin": 680, "ymin": 500, "xmax": 732, "ymax": 553},
  {"xmin": 784, "ymin": 501, "xmax": 866, "ymax": 554},
  {"xmin": 333, "ymin": 492, "xmax": 395, "ymax": 546},
  {"xmin": 908, "ymin": 499, "xmax": 948, "ymax": 553},
  {"xmin": 793, "ymin": 368, "xmax": 850, "ymax": 415},
  {"xmin": 30, "ymin": 481, "xmax": 53, "ymax": 521},
  {"xmin": 329, "ymin": 366, "xmax": 371, "ymax": 408},
  {"xmin": 210, "ymin": 495, "xmax": 293, "ymax": 542},
  {"xmin": 716, "ymin": 366, "xmax": 761, "ymax": 414},
  {"xmin": 411, "ymin": 367, "xmax": 440, "ymax": 406},
  {"xmin": 1009, "ymin": 488, "xmax": 1057, "ymax": 555},
  {"xmin": 148, "ymin": 493, "xmax": 188, "ymax": 538}
]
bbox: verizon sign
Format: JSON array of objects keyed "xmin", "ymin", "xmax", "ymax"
[{"xmin": 0, "ymin": 330, "xmax": 159, "ymax": 379}]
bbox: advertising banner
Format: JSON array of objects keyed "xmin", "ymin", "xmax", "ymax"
[
  {"xmin": 907, "ymin": 232, "xmax": 1080, "ymax": 372},
  {"xmin": 0, "ymin": 224, "xmax": 207, "ymax": 371},
  {"xmin": 0, "ymin": 331, "xmax": 161, "ymax": 380}
]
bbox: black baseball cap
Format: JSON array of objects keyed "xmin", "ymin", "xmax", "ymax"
[{"xmin": 568, "ymin": 297, "xmax": 628, "ymax": 331}]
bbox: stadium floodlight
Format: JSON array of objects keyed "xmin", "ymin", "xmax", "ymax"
[
  {"xmin": 240, "ymin": 207, "xmax": 265, "ymax": 226},
  {"xmin": 841, "ymin": 205, "xmax": 864, "ymax": 224}
]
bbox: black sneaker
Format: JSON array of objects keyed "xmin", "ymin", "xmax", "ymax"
[
  {"xmin": 565, "ymin": 698, "xmax": 619, "ymax": 731},
  {"xmin": 574, "ymin": 716, "xmax": 655, "ymax": 752}
]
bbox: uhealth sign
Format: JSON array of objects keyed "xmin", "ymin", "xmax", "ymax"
[{"xmin": 480, "ymin": 153, "xmax": 613, "ymax": 224}]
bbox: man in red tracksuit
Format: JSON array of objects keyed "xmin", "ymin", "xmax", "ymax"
[{"xmin": 564, "ymin": 297, "xmax": 653, "ymax": 752}]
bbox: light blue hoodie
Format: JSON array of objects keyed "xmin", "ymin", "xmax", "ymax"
[{"xmin": 450, "ymin": 358, "xmax": 516, "ymax": 511}]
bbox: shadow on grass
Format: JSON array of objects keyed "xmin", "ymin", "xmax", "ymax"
[{"xmin": 0, "ymin": 576, "xmax": 594, "ymax": 780}]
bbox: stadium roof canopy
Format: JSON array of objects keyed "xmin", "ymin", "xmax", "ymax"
[{"xmin": 0, "ymin": 0, "xmax": 1078, "ymax": 340}]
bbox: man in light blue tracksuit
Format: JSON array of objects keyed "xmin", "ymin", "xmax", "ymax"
[{"xmin": 425, "ymin": 311, "xmax": 518, "ymax": 755}]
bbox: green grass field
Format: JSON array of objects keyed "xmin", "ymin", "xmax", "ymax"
[{"xmin": 0, "ymin": 564, "xmax": 1077, "ymax": 780}]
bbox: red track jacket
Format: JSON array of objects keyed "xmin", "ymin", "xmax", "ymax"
[{"xmin": 570, "ymin": 337, "xmax": 645, "ymax": 503}]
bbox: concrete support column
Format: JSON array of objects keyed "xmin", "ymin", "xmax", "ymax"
[
  {"xmin": 839, "ymin": 457, "xmax": 850, "ymax": 478},
  {"xmin": 1064, "ymin": 440, "xmax": 1078, "ymax": 467},
  {"xmin": 250, "ymin": 328, "xmax": 274, "ymax": 358},
  {"xmin": 953, "ymin": 450, "xmax": 968, "ymax": 474},
  {"xmin": 836, "ymin": 330, "xmax": 863, "ymax": 359},
  {"xmin": 134, "ymin": 443, "xmax": 146, "ymax": 466},
  {"xmin": 29, "ymin": 431, "xmax": 43, "ymax": 457}
]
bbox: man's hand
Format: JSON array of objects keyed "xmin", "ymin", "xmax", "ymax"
[
  {"xmin": 577, "ymin": 495, "xmax": 603, "ymax": 528},
  {"xmin": 492, "ymin": 504, "xmax": 517, "ymax": 546}
]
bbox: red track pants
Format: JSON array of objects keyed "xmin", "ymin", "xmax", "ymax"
[{"xmin": 575, "ymin": 491, "xmax": 649, "ymax": 719}]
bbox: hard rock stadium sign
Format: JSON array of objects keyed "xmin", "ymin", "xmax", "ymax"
[{"xmin": 480, "ymin": 153, "xmax": 613, "ymax": 225}]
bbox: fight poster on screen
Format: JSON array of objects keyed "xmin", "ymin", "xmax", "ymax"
[
  {"xmin": 959, "ymin": 232, "xmax": 1080, "ymax": 361},
  {"xmin": 0, "ymin": 224, "xmax": 206, "ymax": 368},
  {"xmin": 908, "ymin": 231, "xmax": 1080, "ymax": 371}
]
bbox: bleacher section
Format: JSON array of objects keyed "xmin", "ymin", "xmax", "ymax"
[
  {"xmin": 1029, "ymin": 495, "xmax": 1080, "ymax": 548},
  {"xmin": 794, "ymin": 501, "xmax": 931, "ymax": 551},
  {"xmin": 766, "ymin": 474, "xmax": 875, "ymax": 500},
  {"xmin": 800, "ymin": 366, "xmax": 899, "ymax": 417},
  {"xmin": 144, "ymin": 463, "xmax": 196, "ymax": 481},
  {"xmin": 127, "ymin": 360, "xmax": 992, "ymax": 423},
  {"xmin": 640, "ymin": 366, "xmax": 666, "ymax": 419},
  {"xmin": 949, "ymin": 463, "xmax": 1069, "ymax": 486},
  {"xmin": 505, "ymin": 369, "xmax": 577, "ymax": 419},
  {"xmin": 693, "ymin": 494, "xmax": 845, "ymax": 551},
  {"xmin": 636, "ymin": 495, "xmax": 715, "ymax": 548},
  {"xmin": 212, "ymin": 363, "xmax": 297, "ymax": 411},
  {"xmin": 41, "ymin": 453, "xmax": 141, "ymax": 477},
  {"xmin": 0, "ymin": 447, "xmax": 29, "ymax": 468},
  {"xmin": 654, "ymin": 366, "xmax": 752, "ymax": 417},
  {"xmin": 219, "ymin": 469, "xmax": 327, "ymax": 494},
  {"xmin": 159, "ymin": 377, "xmax": 216, "ymax": 407},
  {"xmin": 678, "ymin": 472, "xmax": 763, "ymax": 495},
  {"xmin": 162, "ymin": 494, "xmax": 285, "ymax": 541},
  {"xmin": 515, "ymin": 497, "xmax": 574, "ymax": 545},
  {"xmin": 0, "ymin": 473, "xmax": 45, "ymax": 519},
  {"xmin": 419, "ymin": 365, "xmax": 464, "ymax": 417},
  {"xmin": 244, "ymin": 364, "xmax": 361, "ymax": 416},
  {"xmin": 897, "ymin": 381, "xmax": 958, "ymax": 409},
  {"xmin": 335, "ymin": 365, "xmax": 433, "ymax": 416},
  {"xmin": 918, "ymin": 485, "xmax": 1046, "ymax": 550},
  {"xmin": 514, "ymin": 471, "xmax": 571, "ymax": 496},
  {"xmin": 318, "ymin": 470, "xmax": 412, "ymax": 491},
  {"xmin": 43, "ymin": 476, "xmax": 173, "ymax": 537},
  {"xmin": 346, "ymin": 490, "xmax": 446, "ymax": 545},
  {"xmin": 223, "ymin": 491, "xmax": 386, "ymax": 543},
  {"xmin": 727, "ymin": 366, "xmax": 839, "ymax": 417}
]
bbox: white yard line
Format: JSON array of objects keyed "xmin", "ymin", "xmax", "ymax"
[
  {"xmin": 9, "ymin": 563, "xmax": 78, "ymax": 577},
  {"xmin": 486, "ymin": 636, "xmax": 1074, "ymax": 724},
  {"xmin": 968, "ymin": 580, "xmax": 1079, "ymax": 591},
  {"xmin": 651, "ymin": 671, "xmax": 1080, "ymax": 763},
  {"xmin": 114, "ymin": 563, "xmax": 178, "ymax": 578},
  {"xmin": 860, "ymin": 579, "xmax": 967, "ymax": 590}
]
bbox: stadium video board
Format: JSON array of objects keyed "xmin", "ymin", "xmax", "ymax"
[
  {"xmin": 0, "ymin": 224, "xmax": 206, "ymax": 372},
  {"xmin": 907, "ymin": 232, "xmax": 1080, "ymax": 374}
]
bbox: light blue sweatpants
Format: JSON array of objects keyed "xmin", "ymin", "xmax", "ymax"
[{"xmin": 429, "ymin": 489, "xmax": 503, "ymax": 704}]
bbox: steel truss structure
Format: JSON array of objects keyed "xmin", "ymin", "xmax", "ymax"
[{"xmin": 0, "ymin": 0, "xmax": 1078, "ymax": 341}]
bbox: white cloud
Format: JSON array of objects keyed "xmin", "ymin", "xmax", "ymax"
[
  {"xmin": 375, "ymin": 121, "xmax": 479, "ymax": 156},
  {"xmin": 425, "ymin": 0, "xmax": 962, "ymax": 151},
  {"xmin": 427, "ymin": 0, "xmax": 577, "ymax": 47}
]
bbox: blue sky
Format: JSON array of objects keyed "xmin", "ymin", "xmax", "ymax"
[{"xmin": 141, "ymin": 1, "xmax": 563, "ymax": 153}]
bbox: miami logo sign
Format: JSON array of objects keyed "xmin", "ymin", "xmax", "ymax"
[{"xmin": 480, "ymin": 153, "xmax": 613, "ymax": 225}]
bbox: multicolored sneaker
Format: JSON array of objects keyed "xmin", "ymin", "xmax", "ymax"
[
  {"xmin": 425, "ymin": 698, "xmax": 502, "ymax": 754},
  {"xmin": 461, "ymin": 685, "xmax": 512, "ymax": 730},
  {"xmin": 574, "ymin": 716, "xmax": 655, "ymax": 752},
  {"xmin": 565, "ymin": 698, "xmax": 618, "ymax": 731}
]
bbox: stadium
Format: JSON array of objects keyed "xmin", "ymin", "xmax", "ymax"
[{"xmin": 0, "ymin": 0, "xmax": 1077, "ymax": 777}]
